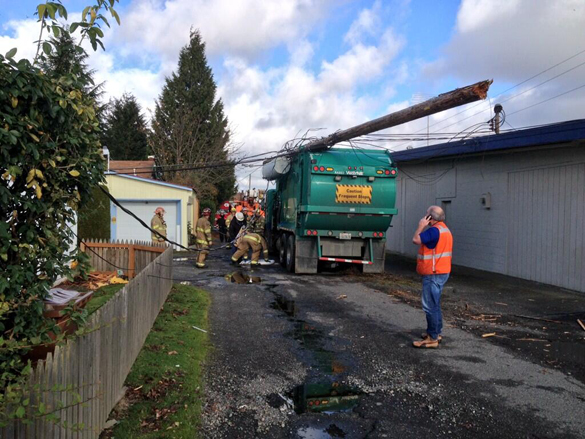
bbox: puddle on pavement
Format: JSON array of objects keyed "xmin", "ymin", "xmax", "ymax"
[
  {"xmin": 224, "ymin": 271, "xmax": 261, "ymax": 284},
  {"xmin": 270, "ymin": 289, "xmax": 351, "ymax": 375},
  {"xmin": 269, "ymin": 287, "xmax": 363, "ymax": 417},
  {"xmin": 271, "ymin": 293, "xmax": 297, "ymax": 316},
  {"xmin": 297, "ymin": 424, "xmax": 347, "ymax": 438},
  {"xmin": 292, "ymin": 381, "xmax": 363, "ymax": 414}
]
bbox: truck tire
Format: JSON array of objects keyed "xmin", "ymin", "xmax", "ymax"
[
  {"xmin": 286, "ymin": 234, "xmax": 296, "ymax": 273},
  {"xmin": 279, "ymin": 234, "xmax": 287, "ymax": 268}
]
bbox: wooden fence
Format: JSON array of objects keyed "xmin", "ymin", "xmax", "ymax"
[
  {"xmin": 2, "ymin": 244, "xmax": 173, "ymax": 438},
  {"xmin": 80, "ymin": 239, "xmax": 166, "ymax": 278}
]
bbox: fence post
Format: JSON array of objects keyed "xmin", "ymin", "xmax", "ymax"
[{"xmin": 128, "ymin": 245, "xmax": 135, "ymax": 279}]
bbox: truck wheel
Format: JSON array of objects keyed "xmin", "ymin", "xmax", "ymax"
[
  {"xmin": 279, "ymin": 234, "xmax": 287, "ymax": 267},
  {"xmin": 286, "ymin": 234, "xmax": 296, "ymax": 273}
]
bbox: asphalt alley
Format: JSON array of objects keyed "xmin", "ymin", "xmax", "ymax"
[{"xmin": 173, "ymin": 250, "xmax": 585, "ymax": 439}]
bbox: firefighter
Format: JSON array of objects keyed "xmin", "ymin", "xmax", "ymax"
[
  {"xmin": 231, "ymin": 231, "xmax": 269, "ymax": 266},
  {"xmin": 225, "ymin": 207, "xmax": 237, "ymax": 248},
  {"xmin": 217, "ymin": 210, "xmax": 227, "ymax": 243},
  {"xmin": 195, "ymin": 208, "xmax": 213, "ymax": 268},
  {"xmin": 229, "ymin": 211, "xmax": 246, "ymax": 241},
  {"xmin": 151, "ymin": 207, "xmax": 167, "ymax": 243},
  {"xmin": 249, "ymin": 208, "xmax": 265, "ymax": 235}
]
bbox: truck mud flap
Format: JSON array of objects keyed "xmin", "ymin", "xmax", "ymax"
[
  {"xmin": 362, "ymin": 239, "xmax": 386, "ymax": 274},
  {"xmin": 295, "ymin": 237, "xmax": 318, "ymax": 274}
]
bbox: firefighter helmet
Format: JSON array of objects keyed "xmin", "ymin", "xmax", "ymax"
[
  {"xmin": 154, "ymin": 207, "xmax": 165, "ymax": 214},
  {"xmin": 202, "ymin": 208, "xmax": 211, "ymax": 216}
]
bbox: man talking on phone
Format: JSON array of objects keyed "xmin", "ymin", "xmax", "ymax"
[{"xmin": 411, "ymin": 205, "xmax": 453, "ymax": 348}]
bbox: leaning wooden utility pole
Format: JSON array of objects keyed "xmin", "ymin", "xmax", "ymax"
[{"xmin": 303, "ymin": 79, "xmax": 493, "ymax": 152}]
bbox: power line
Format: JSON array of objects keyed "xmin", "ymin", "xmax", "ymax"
[
  {"xmin": 432, "ymin": 59, "xmax": 585, "ymax": 134},
  {"xmin": 392, "ymin": 47, "xmax": 585, "ymax": 149},
  {"xmin": 508, "ymin": 83, "xmax": 585, "ymax": 116}
]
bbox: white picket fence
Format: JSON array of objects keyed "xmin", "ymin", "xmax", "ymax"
[{"xmin": 1, "ymin": 244, "xmax": 173, "ymax": 438}]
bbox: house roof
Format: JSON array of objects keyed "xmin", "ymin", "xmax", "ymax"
[
  {"xmin": 105, "ymin": 172, "xmax": 194, "ymax": 192},
  {"xmin": 109, "ymin": 160, "xmax": 155, "ymax": 178},
  {"xmin": 391, "ymin": 119, "xmax": 585, "ymax": 163}
]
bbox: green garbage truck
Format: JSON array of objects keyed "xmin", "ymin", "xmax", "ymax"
[
  {"xmin": 260, "ymin": 80, "xmax": 493, "ymax": 273},
  {"xmin": 262, "ymin": 148, "xmax": 398, "ymax": 273}
]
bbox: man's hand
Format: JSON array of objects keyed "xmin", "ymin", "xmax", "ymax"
[
  {"xmin": 418, "ymin": 215, "xmax": 431, "ymax": 230},
  {"xmin": 413, "ymin": 215, "xmax": 431, "ymax": 245}
]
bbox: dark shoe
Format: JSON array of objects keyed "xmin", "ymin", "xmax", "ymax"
[
  {"xmin": 421, "ymin": 333, "xmax": 443, "ymax": 342},
  {"xmin": 413, "ymin": 338, "xmax": 439, "ymax": 348}
]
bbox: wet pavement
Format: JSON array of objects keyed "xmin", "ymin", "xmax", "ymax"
[{"xmin": 173, "ymin": 248, "xmax": 585, "ymax": 438}]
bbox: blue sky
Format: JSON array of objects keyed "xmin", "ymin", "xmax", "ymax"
[{"xmin": 2, "ymin": 0, "xmax": 584, "ymax": 187}]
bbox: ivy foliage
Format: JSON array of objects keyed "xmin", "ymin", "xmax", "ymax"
[
  {"xmin": 0, "ymin": 52, "xmax": 104, "ymax": 342},
  {"xmin": 0, "ymin": 0, "xmax": 121, "ymax": 425}
]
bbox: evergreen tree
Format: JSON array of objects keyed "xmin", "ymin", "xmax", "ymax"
[
  {"xmin": 150, "ymin": 29, "xmax": 235, "ymax": 203},
  {"xmin": 102, "ymin": 93, "xmax": 149, "ymax": 160},
  {"xmin": 40, "ymin": 31, "xmax": 105, "ymax": 119}
]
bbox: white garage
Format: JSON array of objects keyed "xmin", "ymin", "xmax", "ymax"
[
  {"xmin": 116, "ymin": 200, "xmax": 180, "ymax": 244},
  {"xmin": 105, "ymin": 173, "xmax": 197, "ymax": 248}
]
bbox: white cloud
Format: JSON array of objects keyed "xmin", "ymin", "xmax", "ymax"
[
  {"xmin": 0, "ymin": 19, "xmax": 40, "ymax": 61},
  {"xmin": 320, "ymin": 28, "xmax": 404, "ymax": 92},
  {"xmin": 344, "ymin": 0, "xmax": 381, "ymax": 45},
  {"xmin": 427, "ymin": 0, "xmax": 585, "ymax": 83},
  {"xmin": 409, "ymin": 0, "xmax": 585, "ymax": 151},
  {"xmin": 117, "ymin": 0, "xmax": 334, "ymax": 63}
]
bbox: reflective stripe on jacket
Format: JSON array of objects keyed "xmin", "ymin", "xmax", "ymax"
[
  {"xmin": 151, "ymin": 214, "xmax": 167, "ymax": 241},
  {"xmin": 241, "ymin": 233, "xmax": 268, "ymax": 253},
  {"xmin": 416, "ymin": 222, "xmax": 453, "ymax": 275},
  {"xmin": 195, "ymin": 217, "xmax": 212, "ymax": 247}
]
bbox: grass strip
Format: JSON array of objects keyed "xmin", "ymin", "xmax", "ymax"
[
  {"xmin": 105, "ymin": 283, "xmax": 210, "ymax": 438},
  {"xmin": 85, "ymin": 284, "xmax": 125, "ymax": 315}
]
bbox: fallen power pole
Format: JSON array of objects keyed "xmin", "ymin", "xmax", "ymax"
[{"xmin": 303, "ymin": 79, "xmax": 493, "ymax": 152}]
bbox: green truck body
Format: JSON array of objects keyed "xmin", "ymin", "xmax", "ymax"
[{"xmin": 264, "ymin": 147, "xmax": 398, "ymax": 273}]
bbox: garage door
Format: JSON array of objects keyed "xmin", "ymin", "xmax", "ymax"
[
  {"xmin": 114, "ymin": 201, "xmax": 179, "ymax": 245},
  {"xmin": 507, "ymin": 164, "xmax": 585, "ymax": 291}
]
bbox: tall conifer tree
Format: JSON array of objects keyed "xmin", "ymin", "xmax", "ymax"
[
  {"xmin": 150, "ymin": 30, "xmax": 235, "ymax": 205},
  {"xmin": 40, "ymin": 31, "xmax": 105, "ymax": 119},
  {"xmin": 102, "ymin": 93, "xmax": 149, "ymax": 160}
]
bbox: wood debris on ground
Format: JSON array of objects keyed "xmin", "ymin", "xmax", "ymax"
[
  {"xmin": 59, "ymin": 271, "xmax": 127, "ymax": 291},
  {"xmin": 482, "ymin": 332, "xmax": 496, "ymax": 338},
  {"xmin": 471, "ymin": 314, "xmax": 500, "ymax": 322},
  {"xmin": 577, "ymin": 319, "xmax": 585, "ymax": 331}
]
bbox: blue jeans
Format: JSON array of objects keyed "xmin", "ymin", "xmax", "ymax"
[{"xmin": 421, "ymin": 274, "xmax": 450, "ymax": 340}]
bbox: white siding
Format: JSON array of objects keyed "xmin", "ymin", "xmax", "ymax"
[
  {"xmin": 386, "ymin": 142, "xmax": 585, "ymax": 292},
  {"xmin": 507, "ymin": 163, "xmax": 585, "ymax": 291}
]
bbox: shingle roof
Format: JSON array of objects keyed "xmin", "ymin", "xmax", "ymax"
[
  {"xmin": 391, "ymin": 119, "xmax": 585, "ymax": 163},
  {"xmin": 109, "ymin": 160, "xmax": 155, "ymax": 178}
]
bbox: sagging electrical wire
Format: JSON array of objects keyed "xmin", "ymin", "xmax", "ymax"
[{"xmin": 98, "ymin": 186, "xmax": 236, "ymax": 254}]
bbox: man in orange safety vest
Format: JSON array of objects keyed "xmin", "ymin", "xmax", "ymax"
[{"xmin": 411, "ymin": 205, "xmax": 453, "ymax": 349}]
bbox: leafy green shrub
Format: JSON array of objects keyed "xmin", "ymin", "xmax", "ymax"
[{"xmin": 0, "ymin": 50, "xmax": 105, "ymax": 371}]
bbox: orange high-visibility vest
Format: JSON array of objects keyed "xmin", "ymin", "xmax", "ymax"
[{"xmin": 417, "ymin": 222, "xmax": 453, "ymax": 275}]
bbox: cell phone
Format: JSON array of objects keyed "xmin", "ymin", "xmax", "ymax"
[{"xmin": 425, "ymin": 215, "xmax": 432, "ymax": 221}]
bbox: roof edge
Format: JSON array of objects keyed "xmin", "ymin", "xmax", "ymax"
[
  {"xmin": 105, "ymin": 172, "xmax": 194, "ymax": 192},
  {"xmin": 391, "ymin": 119, "xmax": 585, "ymax": 163}
]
